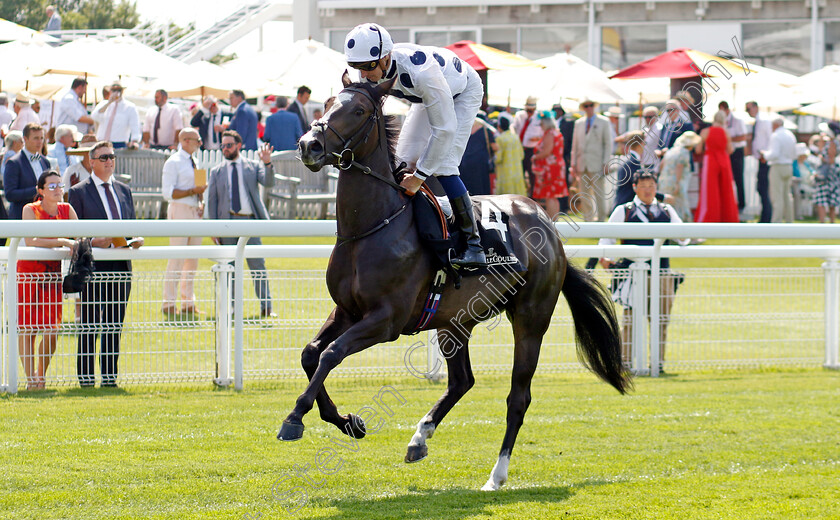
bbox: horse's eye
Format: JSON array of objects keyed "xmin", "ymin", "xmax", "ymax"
[{"xmin": 354, "ymin": 108, "xmax": 365, "ymax": 116}]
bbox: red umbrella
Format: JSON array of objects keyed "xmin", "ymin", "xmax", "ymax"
[
  {"xmin": 609, "ymin": 48, "xmax": 748, "ymax": 80},
  {"xmin": 444, "ymin": 41, "xmax": 539, "ymax": 71}
]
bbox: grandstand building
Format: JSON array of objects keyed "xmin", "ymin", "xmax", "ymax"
[{"xmin": 290, "ymin": 0, "xmax": 840, "ymax": 73}]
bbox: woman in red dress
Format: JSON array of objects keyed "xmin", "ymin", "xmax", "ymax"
[
  {"xmin": 695, "ymin": 110, "xmax": 739, "ymax": 222},
  {"xmin": 18, "ymin": 170, "xmax": 78, "ymax": 389},
  {"xmin": 530, "ymin": 111, "xmax": 568, "ymax": 218}
]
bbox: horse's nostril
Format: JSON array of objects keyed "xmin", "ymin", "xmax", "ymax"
[{"xmin": 309, "ymin": 140, "xmax": 323, "ymax": 153}]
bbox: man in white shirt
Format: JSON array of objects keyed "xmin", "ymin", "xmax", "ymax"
[
  {"xmin": 160, "ymin": 128, "xmax": 206, "ymax": 317},
  {"xmin": 143, "ymin": 89, "xmax": 183, "ymax": 150},
  {"xmin": 91, "ymin": 83, "xmax": 141, "ymax": 149},
  {"xmin": 513, "ymin": 96, "xmax": 542, "ymax": 195},
  {"xmin": 761, "ymin": 117, "xmax": 797, "ymax": 223},
  {"xmin": 746, "ymin": 101, "xmax": 773, "ymax": 222},
  {"xmin": 10, "ymin": 91, "xmax": 40, "ymax": 132},
  {"xmin": 55, "ymin": 78, "xmax": 94, "ymax": 134},
  {"xmin": 719, "ymin": 101, "xmax": 748, "ymax": 213}
]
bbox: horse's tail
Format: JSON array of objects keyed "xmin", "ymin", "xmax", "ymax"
[{"xmin": 561, "ymin": 262, "xmax": 633, "ymax": 394}]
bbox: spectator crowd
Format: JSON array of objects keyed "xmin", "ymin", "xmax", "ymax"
[{"xmin": 1, "ymin": 63, "xmax": 838, "ymax": 387}]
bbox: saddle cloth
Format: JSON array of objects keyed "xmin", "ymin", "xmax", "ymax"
[{"xmin": 412, "ymin": 188, "xmax": 525, "ymax": 275}]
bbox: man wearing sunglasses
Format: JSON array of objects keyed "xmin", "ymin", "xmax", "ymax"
[
  {"xmin": 68, "ymin": 141, "xmax": 143, "ymax": 387},
  {"xmin": 343, "ymin": 22, "xmax": 486, "ymax": 268}
]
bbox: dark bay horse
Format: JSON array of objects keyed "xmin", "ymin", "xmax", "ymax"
[{"xmin": 283, "ymin": 73, "xmax": 631, "ymax": 490}]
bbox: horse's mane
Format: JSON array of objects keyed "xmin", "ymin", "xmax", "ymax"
[{"xmin": 348, "ymin": 81, "xmax": 400, "ymax": 170}]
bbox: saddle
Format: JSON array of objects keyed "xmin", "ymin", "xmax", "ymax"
[{"xmin": 412, "ymin": 186, "xmax": 524, "ymax": 276}]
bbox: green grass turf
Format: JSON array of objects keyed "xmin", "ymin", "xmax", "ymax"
[{"xmin": 2, "ymin": 369, "xmax": 838, "ymax": 519}]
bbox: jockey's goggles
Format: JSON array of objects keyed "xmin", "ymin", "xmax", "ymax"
[{"xmin": 349, "ymin": 60, "xmax": 379, "ymax": 72}]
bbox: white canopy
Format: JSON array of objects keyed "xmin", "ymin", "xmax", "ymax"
[
  {"xmin": 487, "ymin": 52, "xmax": 624, "ymax": 110},
  {"xmin": 0, "ymin": 18, "xmax": 59, "ymax": 44}
]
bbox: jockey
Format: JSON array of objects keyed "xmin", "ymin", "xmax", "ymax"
[{"xmin": 344, "ymin": 23, "xmax": 486, "ymax": 268}]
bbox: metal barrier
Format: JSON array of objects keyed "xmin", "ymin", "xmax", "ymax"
[
  {"xmin": 114, "ymin": 149, "xmax": 336, "ymax": 219},
  {"xmin": 1, "ymin": 221, "xmax": 839, "ymax": 393}
]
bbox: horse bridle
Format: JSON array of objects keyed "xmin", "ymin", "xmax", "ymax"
[
  {"xmin": 314, "ymin": 85, "xmax": 411, "ymax": 246},
  {"xmin": 314, "ymin": 86, "xmax": 407, "ymax": 193}
]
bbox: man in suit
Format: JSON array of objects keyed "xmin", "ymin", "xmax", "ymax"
[
  {"xmin": 68, "ymin": 141, "xmax": 144, "ymax": 387},
  {"xmin": 207, "ymin": 130, "xmax": 277, "ymax": 318},
  {"xmin": 570, "ymin": 98, "xmax": 613, "ymax": 222},
  {"xmin": 226, "ymin": 90, "xmax": 258, "ymax": 151},
  {"xmin": 262, "ymin": 96, "xmax": 303, "ymax": 151},
  {"xmin": 3, "ymin": 123, "xmax": 51, "ymax": 219},
  {"xmin": 287, "ymin": 85, "xmax": 311, "ymax": 133},
  {"xmin": 190, "ymin": 96, "xmax": 226, "ymax": 151},
  {"xmin": 613, "ymin": 130, "xmax": 646, "ymax": 208}
]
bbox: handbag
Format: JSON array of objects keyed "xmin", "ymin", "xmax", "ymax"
[{"xmin": 63, "ymin": 238, "xmax": 95, "ymax": 294}]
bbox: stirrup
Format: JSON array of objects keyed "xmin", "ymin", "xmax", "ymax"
[{"xmin": 450, "ymin": 247, "xmax": 486, "ymax": 269}]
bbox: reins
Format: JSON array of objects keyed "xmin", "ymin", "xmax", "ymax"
[{"xmin": 322, "ymin": 85, "xmax": 412, "ymax": 247}]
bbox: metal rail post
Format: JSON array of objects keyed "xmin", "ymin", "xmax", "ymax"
[
  {"xmin": 212, "ymin": 261, "xmax": 234, "ymax": 386},
  {"xmin": 426, "ymin": 329, "xmax": 444, "ymax": 381},
  {"xmin": 234, "ymin": 237, "xmax": 248, "ymax": 390},
  {"xmin": 630, "ymin": 261, "xmax": 649, "ymax": 374},
  {"xmin": 4, "ymin": 239, "xmax": 20, "ymax": 394},
  {"xmin": 822, "ymin": 260, "xmax": 840, "ymax": 369},
  {"xmin": 649, "ymin": 238, "xmax": 665, "ymax": 377}
]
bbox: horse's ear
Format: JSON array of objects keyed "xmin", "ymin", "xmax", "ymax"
[
  {"xmin": 342, "ymin": 70, "xmax": 353, "ymax": 88},
  {"xmin": 373, "ymin": 77, "xmax": 396, "ymax": 100}
]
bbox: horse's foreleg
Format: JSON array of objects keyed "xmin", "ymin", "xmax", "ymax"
[
  {"xmin": 300, "ymin": 307, "xmax": 357, "ymax": 434},
  {"xmin": 278, "ymin": 309, "xmax": 395, "ymax": 441},
  {"xmin": 405, "ymin": 325, "xmax": 475, "ymax": 463},
  {"xmin": 481, "ymin": 310, "xmax": 549, "ymax": 491}
]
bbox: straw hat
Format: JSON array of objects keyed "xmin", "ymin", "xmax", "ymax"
[
  {"xmin": 675, "ymin": 131, "xmax": 702, "ymax": 149},
  {"xmin": 67, "ymin": 146, "xmax": 94, "ymax": 156},
  {"xmin": 579, "ymin": 96, "xmax": 598, "ymax": 107},
  {"xmin": 524, "ymin": 96, "xmax": 537, "ymax": 108},
  {"xmin": 795, "ymin": 142, "xmax": 809, "ymax": 157},
  {"xmin": 14, "ymin": 91, "xmax": 32, "ymax": 104},
  {"xmin": 603, "ymin": 106, "xmax": 624, "ymax": 119},
  {"xmin": 675, "ymin": 90, "xmax": 695, "ymax": 105}
]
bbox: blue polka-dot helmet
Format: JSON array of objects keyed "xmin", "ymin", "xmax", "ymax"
[{"xmin": 344, "ymin": 23, "xmax": 394, "ymax": 67}]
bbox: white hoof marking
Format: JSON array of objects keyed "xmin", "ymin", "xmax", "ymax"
[{"xmin": 481, "ymin": 454, "xmax": 510, "ymax": 491}]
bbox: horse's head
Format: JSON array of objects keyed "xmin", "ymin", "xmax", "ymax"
[{"xmin": 298, "ymin": 72, "xmax": 396, "ymax": 172}]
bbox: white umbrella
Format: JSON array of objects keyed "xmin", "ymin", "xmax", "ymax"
[
  {"xmin": 223, "ymin": 39, "xmax": 410, "ymax": 115},
  {"xmin": 144, "ymin": 61, "xmax": 248, "ymax": 99},
  {"xmin": 0, "ymin": 39, "xmax": 55, "ymax": 91},
  {"xmin": 797, "ymin": 99, "xmax": 840, "ymax": 122},
  {"xmin": 487, "ymin": 52, "xmax": 623, "ymax": 109},
  {"xmin": 0, "ymin": 18, "xmax": 59, "ymax": 44}
]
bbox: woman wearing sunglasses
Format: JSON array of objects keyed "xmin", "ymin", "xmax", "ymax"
[
  {"xmin": 18, "ymin": 170, "xmax": 79, "ymax": 389},
  {"xmin": 343, "ymin": 23, "xmax": 486, "ymax": 268}
]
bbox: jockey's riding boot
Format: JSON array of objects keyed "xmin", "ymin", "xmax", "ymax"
[{"xmin": 451, "ymin": 194, "xmax": 486, "ymax": 268}]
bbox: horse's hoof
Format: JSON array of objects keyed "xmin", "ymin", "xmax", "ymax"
[
  {"xmin": 341, "ymin": 414, "xmax": 366, "ymax": 439},
  {"xmin": 277, "ymin": 419, "xmax": 305, "ymax": 441},
  {"xmin": 404, "ymin": 444, "xmax": 428, "ymax": 463}
]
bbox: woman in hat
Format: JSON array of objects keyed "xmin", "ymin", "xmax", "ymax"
[
  {"xmin": 530, "ymin": 111, "xmax": 567, "ymax": 217},
  {"xmin": 18, "ymin": 170, "xmax": 78, "ymax": 389},
  {"xmin": 492, "ymin": 114, "xmax": 527, "ymax": 197},
  {"xmin": 659, "ymin": 131, "xmax": 701, "ymax": 221}
]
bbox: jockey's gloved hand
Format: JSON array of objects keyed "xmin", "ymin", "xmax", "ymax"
[{"xmin": 400, "ymin": 170, "xmax": 427, "ymax": 196}]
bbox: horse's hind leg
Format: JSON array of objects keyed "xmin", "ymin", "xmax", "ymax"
[
  {"xmin": 481, "ymin": 306, "xmax": 552, "ymax": 491},
  {"xmin": 297, "ymin": 306, "xmax": 363, "ymax": 437},
  {"xmin": 405, "ymin": 324, "xmax": 475, "ymax": 463}
]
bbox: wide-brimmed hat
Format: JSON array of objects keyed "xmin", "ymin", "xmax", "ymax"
[
  {"xmin": 603, "ymin": 106, "xmax": 624, "ymax": 119},
  {"xmin": 67, "ymin": 146, "xmax": 94, "ymax": 156},
  {"xmin": 14, "ymin": 91, "xmax": 32, "ymax": 104},
  {"xmin": 578, "ymin": 97, "xmax": 598, "ymax": 107},
  {"xmin": 795, "ymin": 142, "xmax": 809, "ymax": 157},
  {"xmin": 675, "ymin": 90, "xmax": 695, "ymax": 105},
  {"xmin": 524, "ymin": 96, "xmax": 537, "ymax": 108},
  {"xmin": 675, "ymin": 130, "xmax": 702, "ymax": 149},
  {"xmin": 818, "ymin": 121, "xmax": 840, "ymax": 138}
]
